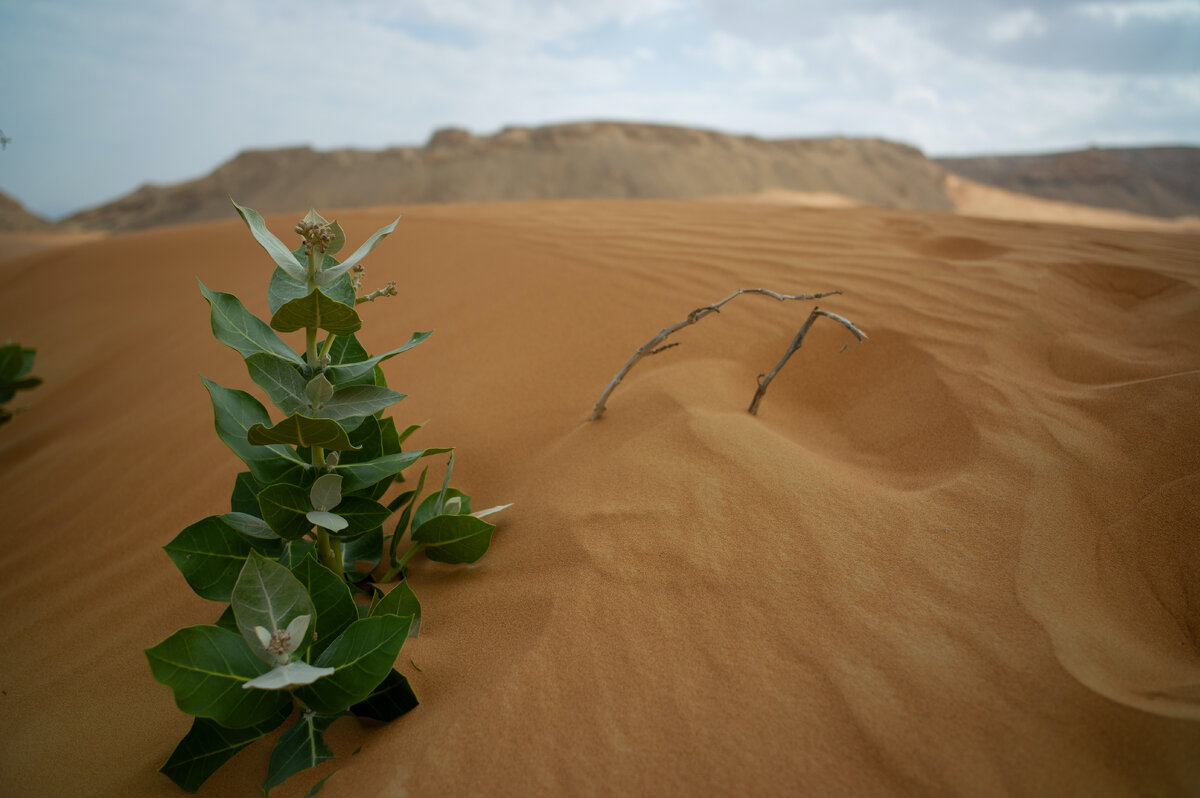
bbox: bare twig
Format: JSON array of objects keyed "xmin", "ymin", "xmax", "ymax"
[
  {"xmin": 747, "ymin": 307, "xmax": 867, "ymax": 415},
  {"xmin": 589, "ymin": 288, "xmax": 843, "ymax": 421}
]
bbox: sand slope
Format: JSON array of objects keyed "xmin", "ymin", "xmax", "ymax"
[{"xmin": 0, "ymin": 200, "xmax": 1197, "ymax": 797}]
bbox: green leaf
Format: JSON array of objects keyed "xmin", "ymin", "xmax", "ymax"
[
  {"xmin": 293, "ymin": 615, "xmax": 412, "ymax": 715},
  {"xmin": 231, "ymin": 200, "xmax": 307, "ymax": 282},
  {"xmin": 395, "ymin": 421, "xmax": 423, "ymax": 446},
  {"xmin": 304, "ymin": 770, "xmax": 339, "ymax": 797},
  {"xmin": 325, "ymin": 496, "xmax": 390, "ymax": 541},
  {"xmin": 215, "ymin": 605, "xmax": 239, "ymax": 633},
  {"xmin": 370, "ymin": 582, "xmax": 421, "ymax": 637},
  {"xmin": 306, "ymin": 510, "xmax": 347, "ymax": 532},
  {"xmin": 339, "ymin": 416, "xmax": 383, "ymax": 467},
  {"xmin": 305, "ymin": 374, "xmax": 335, "ymax": 408},
  {"xmin": 159, "ymin": 703, "xmax": 291, "ymax": 792},
  {"xmin": 349, "ymin": 669, "xmax": 418, "ymax": 723},
  {"xmin": 270, "ymin": 263, "xmax": 356, "ymax": 314},
  {"xmin": 257, "ymin": 482, "xmax": 314, "ymax": 540},
  {"xmin": 324, "ymin": 331, "xmax": 432, "ymax": 383},
  {"xmin": 248, "ymin": 413, "xmax": 359, "ymax": 451},
  {"xmin": 17, "ymin": 347, "xmax": 36, "ymax": 379},
  {"xmin": 342, "ymin": 527, "xmax": 383, "ymax": 578},
  {"xmin": 279, "ymin": 540, "xmax": 317, "ymax": 569},
  {"xmin": 271, "ymin": 289, "xmax": 361, "ymax": 336},
  {"xmin": 291, "ymin": 555, "xmax": 357, "ymax": 660},
  {"xmin": 246, "ymin": 353, "xmax": 309, "ymax": 415},
  {"xmin": 230, "ymin": 472, "xmax": 262, "ymax": 515},
  {"xmin": 334, "ymin": 448, "xmax": 452, "ymax": 492},
  {"xmin": 244, "ymin": 660, "xmax": 334, "ymax": 690},
  {"xmin": 388, "ymin": 467, "xmax": 428, "ymax": 565},
  {"xmin": 309, "ymin": 474, "xmax": 343, "ymax": 512},
  {"xmin": 412, "ymin": 487, "xmax": 472, "ymax": 532},
  {"xmin": 145, "ymin": 625, "xmax": 290, "ymax": 728},
  {"xmin": 164, "ymin": 516, "xmax": 257, "ymax": 601},
  {"xmin": 199, "ymin": 282, "xmax": 303, "ymax": 364},
  {"xmin": 231, "ymin": 552, "xmax": 317, "ymax": 664},
  {"xmin": 412, "ymin": 514, "xmax": 495, "ymax": 565},
  {"xmin": 313, "ymin": 216, "xmax": 400, "ymax": 286},
  {"xmin": 263, "ymin": 712, "xmax": 339, "ymax": 795},
  {"xmin": 202, "ymin": 377, "xmax": 307, "ymax": 483},
  {"xmin": 219, "ymin": 512, "xmax": 281, "ymax": 542},
  {"xmin": 0, "ymin": 344, "xmax": 23, "ymax": 381},
  {"xmin": 315, "ymin": 385, "xmax": 405, "ymax": 426}
]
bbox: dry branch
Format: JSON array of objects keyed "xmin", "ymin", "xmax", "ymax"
[
  {"xmin": 747, "ymin": 307, "xmax": 867, "ymax": 415},
  {"xmin": 589, "ymin": 288, "xmax": 849, "ymax": 421}
]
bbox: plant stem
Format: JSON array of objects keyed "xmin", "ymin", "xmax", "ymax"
[
  {"xmin": 309, "ymin": 444, "xmax": 342, "ymax": 579},
  {"xmin": 306, "ymin": 327, "xmax": 319, "ymax": 369},
  {"xmin": 381, "ymin": 543, "xmax": 424, "ymax": 582},
  {"xmin": 320, "ymin": 334, "xmax": 337, "ymax": 360}
]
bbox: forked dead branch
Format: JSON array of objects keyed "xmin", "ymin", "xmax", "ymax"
[{"xmin": 589, "ymin": 288, "xmax": 866, "ymax": 420}]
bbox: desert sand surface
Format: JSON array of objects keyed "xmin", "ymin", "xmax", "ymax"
[{"xmin": 1, "ymin": 199, "xmax": 1198, "ymax": 797}]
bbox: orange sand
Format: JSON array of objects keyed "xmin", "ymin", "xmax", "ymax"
[{"xmin": 0, "ymin": 200, "xmax": 1197, "ymax": 797}]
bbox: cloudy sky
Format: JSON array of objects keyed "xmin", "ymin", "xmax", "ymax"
[{"xmin": 1, "ymin": 0, "xmax": 1197, "ymax": 219}]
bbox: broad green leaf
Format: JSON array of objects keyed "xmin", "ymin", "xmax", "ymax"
[
  {"xmin": 314, "ymin": 385, "xmax": 405, "ymax": 426},
  {"xmin": 294, "ymin": 615, "xmax": 412, "ymax": 714},
  {"xmin": 396, "ymin": 420, "xmax": 423, "ymax": 446},
  {"xmin": 263, "ymin": 712, "xmax": 339, "ymax": 795},
  {"xmin": 269, "ymin": 262, "xmax": 356, "ymax": 314},
  {"xmin": 326, "ymin": 496, "xmax": 390, "ymax": 541},
  {"xmin": 271, "ymin": 289, "xmax": 361, "ymax": 336},
  {"xmin": 248, "ymin": 413, "xmax": 359, "ymax": 451},
  {"xmin": 165, "ymin": 516, "xmax": 257, "ymax": 601},
  {"xmin": 0, "ymin": 344, "xmax": 23, "ymax": 381},
  {"xmin": 230, "ymin": 472, "xmax": 261, "ymax": 515},
  {"xmin": 219, "ymin": 511, "xmax": 280, "ymax": 541},
  {"xmin": 291, "ymin": 555, "xmax": 357, "ymax": 660},
  {"xmin": 215, "ymin": 605, "xmax": 239, "ymax": 632},
  {"xmin": 305, "ymin": 374, "xmax": 335, "ymax": 408},
  {"xmin": 412, "ymin": 488, "xmax": 472, "ymax": 531},
  {"xmin": 304, "ymin": 770, "xmax": 339, "ymax": 797},
  {"xmin": 244, "ymin": 661, "xmax": 334, "ymax": 690},
  {"xmin": 334, "ymin": 448, "xmax": 452, "ymax": 493},
  {"xmin": 307, "ymin": 510, "xmax": 348, "ymax": 532},
  {"xmin": 232, "ymin": 200, "xmax": 307, "ymax": 282},
  {"xmin": 339, "ymin": 416, "xmax": 383, "ymax": 467},
  {"xmin": 146, "ymin": 625, "xmax": 289, "ymax": 728},
  {"xmin": 342, "ymin": 527, "xmax": 383, "ymax": 578},
  {"xmin": 412, "ymin": 514, "xmax": 495, "ymax": 565},
  {"xmin": 370, "ymin": 582, "xmax": 421, "ymax": 637},
  {"xmin": 257, "ymin": 482, "xmax": 313, "ymax": 540},
  {"xmin": 158, "ymin": 702, "xmax": 291, "ymax": 792},
  {"xmin": 349, "ymin": 669, "xmax": 418, "ymax": 723},
  {"xmin": 199, "ymin": 282, "xmax": 303, "ymax": 364},
  {"xmin": 202, "ymin": 377, "xmax": 306, "ymax": 483},
  {"xmin": 279, "ymin": 540, "xmax": 317, "ymax": 569},
  {"xmin": 18, "ymin": 347, "xmax": 36, "ymax": 379},
  {"xmin": 309, "ymin": 474, "xmax": 343, "ymax": 511},
  {"xmin": 313, "ymin": 216, "xmax": 400, "ymax": 286},
  {"xmin": 324, "ymin": 331, "xmax": 432, "ymax": 382},
  {"xmin": 246, "ymin": 353, "xmax": 309, "ymax": 415},
  {"xmin": 231, "ymin": 552, "xmax": 316, "ymax": 664}
]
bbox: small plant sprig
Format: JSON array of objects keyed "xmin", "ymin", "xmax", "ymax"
[
  {"xmin": 146, "ymin": 202, "xmax": 508, "ymax": 794},
  {"xmin": 0, "ymin": 341, "xmax": 41, "ymax": 426}
]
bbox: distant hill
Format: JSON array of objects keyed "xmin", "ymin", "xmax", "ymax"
[
  {"xmin": 60, "ymin": 122, "xmax": 953, "ymax": 232},
  {"xmin": 0, "ymin": 189, "xmax": 51, "ymax": 232},
  {"xmin": 936, "ymin": 147, "xmax": 1200, "ymax": 219}
]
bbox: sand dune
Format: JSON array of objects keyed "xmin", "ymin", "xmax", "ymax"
[{"xmin": 0, "ymin": 199, "xmax": 1197, "ymax": 796}]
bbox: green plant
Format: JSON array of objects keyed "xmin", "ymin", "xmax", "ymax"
[
  {"xmin": 0, "ymin": 341, "xmax": 41, "ymax": 426},
  {"xmin": 146, "ymin": 202, "xmax": 508, "ymax": 794}
]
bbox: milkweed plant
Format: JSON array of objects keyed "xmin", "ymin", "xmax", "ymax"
[{"xmin": 146, "ymin": 202, "xmax": 508, "ymax": 794}]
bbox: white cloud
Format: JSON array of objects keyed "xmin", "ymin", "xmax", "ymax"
[
  {"xmin": 986, "ymin": 9, "xmax": 1048, "ymax": 43},
  {"xmin": 1077, "ymin": 0, "xmax": 1200, "ymax": 26}
]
